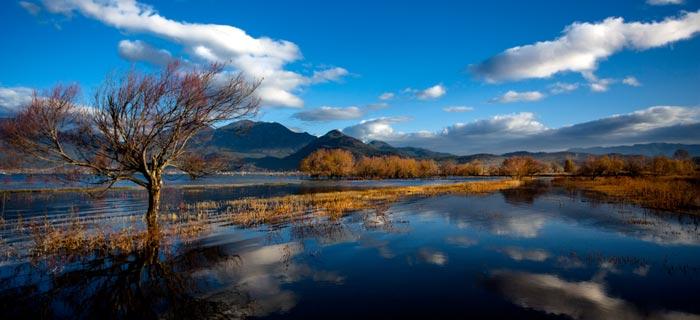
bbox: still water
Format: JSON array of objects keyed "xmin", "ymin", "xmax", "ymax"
[{"xmin": 0, "ymin": 177, "xmax": 699, "ymax": 319}]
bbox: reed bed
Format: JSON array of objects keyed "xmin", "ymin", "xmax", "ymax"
[
  {"xmin": 222, "ymin": 179, "xmax": 521, "ymax": 225},
  {"xmin": 0, "ymin": 211, "xmax": 212, "ymax": 262},
  {"xmin": 553, "ymin": 176, "xmax": 699, "ymax": 212},
  {"xmin": 2, "ymin": 179, "xmax": 521, "ymax": 260}
]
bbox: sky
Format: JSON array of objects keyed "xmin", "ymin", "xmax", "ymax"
[{"xmin": 0, "ymin": 0, "xmax": 699, "ymax": 155}]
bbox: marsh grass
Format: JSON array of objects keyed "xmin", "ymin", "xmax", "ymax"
[
  {"xmin": 0, "ymin": 210, "xmax": 212, "ymax": 263},
  {"xmin": 553, "ymin": 176, "xmax": 699, "ymax": 212},
  {"xmin": 1, "ymin": 179, "xmax": 520, "ymax": 261},
  {"xmin": 222, "ymin": 179, "xmax": 521, "ymax": 225}
]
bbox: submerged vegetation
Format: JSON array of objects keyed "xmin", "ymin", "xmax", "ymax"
[
  {"xmin": 0, "ymin": 179, "xmax": 521, "ymax": 260},
  {"xmin": 554, "ymin": 176, "xmax": 699, "ymax": 213},
  {"xmin": 1, "ymin": 208, "xmax": 212, "ymax": 263},
  {"xmin": 223, "ymin": 179, "xmax": 521, "ymax": 225}
]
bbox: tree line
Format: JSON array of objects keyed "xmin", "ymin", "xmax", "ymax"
[{"xmin": 299, "ymin": 149, "xmax": 697, "ymax": 179}]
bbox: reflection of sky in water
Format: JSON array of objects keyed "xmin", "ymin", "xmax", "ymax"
[{"xmin": 1, "ymin": 182, "xmax": 699, "ymax": 318}]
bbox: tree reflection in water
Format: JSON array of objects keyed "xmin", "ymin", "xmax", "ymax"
[
  {"xmin": 499, "ymin": 179, "xmax": 550, "ymax": 205},
  {"xmin": 0, "ymin": 229, "xmax": 252, "ymax": 319}
]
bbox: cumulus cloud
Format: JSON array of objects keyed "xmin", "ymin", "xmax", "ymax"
[
  {"xmin": 622, "ymin": 76, "xmax": 642, "ymax": 87},
  {"xmin": 349, "ymin": 106, "xmax": 700, "ymax": 154},
  {"xmin": 378, "ymin": 92, "xmax": 395, "ymax": 101},
  {"xmin": 443, "ymin": 106, "xmax": 474, "ymax": 112},
  {"xmin": 293, "ymin": 101, "xmax": 389, "ymax": 122},
  {"xmin": 0, "ymin": 86, "xmax": 34, "ymax": 116},
  {"xmin": 19, "ymin": 1, "xmax": 41, "ymax": 15},
  {"xmin": 416, "ymin": 84, "xmax": 446, "ymax": 100},
  {"xmin": 292, "ymin": 106, "xmax": 363, "ymax": 122},
  {"xmin": 39, "ymin": 0, "xmax": 348, "ymax": 107},
  {"xmin": 582, "ymin": 72, "xmax": 615, "ymax": 92},
  {"xmin": 491, "ymin": 90, "xmax": 545, "ymax": 103},
  {"xmin": 309, "ymin": 67, "xmax": 349, "ymax": 84},
  {"xmin": 471, "ymin": 11, "xmax": 700, "ymax": 83},
  {"xmin": 342, "ymin": 116, "xmax": 411, "ymax": 141},
  {"xmin": 118, "ymin": 40, "xmax": 174, "ymax": 66},
  {"xmin": 647, "ymin": 0, "xmax": 684, "ymax": 5},
  {"xmin": 549, "ymin": 82, "xmax": 579, "ymax": 94}
]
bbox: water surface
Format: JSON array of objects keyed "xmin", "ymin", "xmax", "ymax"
[{"xmin": 0, "ymin": 178, "xmax": 698, "ymax": 319}]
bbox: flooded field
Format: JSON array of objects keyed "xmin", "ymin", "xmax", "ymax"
[{"xmin": 0, "ymin": 177, "xmax": 699, "ymax": 319}]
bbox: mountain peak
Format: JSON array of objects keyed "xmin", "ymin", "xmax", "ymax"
[{"xmin": 322, "ymin": 129, "xmax": 345, "ymax": 139}]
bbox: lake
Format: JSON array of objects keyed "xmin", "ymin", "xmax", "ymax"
[{"xmin": 0, "ymin": 176, "xmax": 699, "ymax": 319}]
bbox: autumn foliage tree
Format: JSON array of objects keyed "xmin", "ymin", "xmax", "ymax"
[
  {"xmin": 299, "ymin": 149, "xmax": 355, "ymax": 178},
  {"xmin": 563, "ymin": 158, "xmax": 576, "ymax": 174},
  {"xmin": 500, "ymin": 156, "xmax": 545, "ymax": 179},
  {"xmin": 0, "ymin": 62, "xmax": 260, "ymax": 229},
  {"xmin": 577, "ymin": 155, "xmax": 625, "ymax": 177},
  {"xmin": 300, "ymin": 149, "xmax": 442, "ymax": 179},
  {"xmin": 650, "ymin": 156, "xmax": 695, "ymax": 176}
]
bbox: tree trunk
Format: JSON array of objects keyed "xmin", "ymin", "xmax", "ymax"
[{"xmin": 146, "ymin": 175, "xmax": 163, "ymax": 233}]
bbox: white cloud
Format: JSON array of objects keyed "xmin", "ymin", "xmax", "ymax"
[
  {"xmin": 39, "ymin": 0, "xmax": 348, "ymax": 107},
  {"xmin": 292, "ymin": 101, "xmax": 389, "ymax": 122},
  {"xmin": 350, "ymin": 106, "xmax": 700, "ymax": 155},
  {"xmin": 443, "ymin": 112, "xmax": 548, "ymax": 135},
  {"xmin": 472, "ymin": 11, "xmax": 700, "ymax": 83},
  {"xmin": 647, "ymin": 0, "xmax": 684, "ymax": 5},
  {"xmin": 342, "ymin": 116, "xmax": 410, "ymax": 141},
  {"xmin": 19, "ymin": 1, "xmax": 41, "ymax": 15},
  {"xmin": 443, "ymin": 106, "xmax": 474, "ymax": 112},
  {"xmin": 416, "ymin": 84, "xmax": 446, "ymax": 100},
  {"xmin": 549, "ymin": 82, "xmax": 579, "ymax": 94},
  {"xmin": 491, "ymin": 90, "xmax": 545, "ymax": 103},
  {"xmin": 0, "ymin": 86, "xmax": 34, "ymax": 116},
  {"xmin": 378, "ymin": 92, "xmax": 395, "ymax": 101},
  {"xmin": 623, "ymin": 76, "xmax": 642, "ymax": 87},
  {"xmin": 309, "ymin": 67, "xmax": 349, "ymax": 84},
  {"xmin": 292, "ymin": 106, "xmax": 363, "ymax": 122},
  {"xmin": 583, "ymin": 72, "xmax": 615, "ymax": 92},
  {"xmin": 118, "ymin": 40, "xmax": 174, "ymax": 66},
  {"xmin": 590, "ymin": 81, "xmax": 610, "ymax": 92}
]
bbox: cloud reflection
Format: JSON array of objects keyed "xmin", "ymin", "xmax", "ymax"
[{"xmin": 485, "ymin": 270, "xmax": 699, "ymax": 320}]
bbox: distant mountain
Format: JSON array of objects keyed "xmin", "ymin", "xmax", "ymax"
[
  {"xmin": 4, "ymin": 117, "xmax": 697, "ymax": 172},
  {"xmin": 193, "ymin": 120, "xmax": 316, "ymax": 158},
  {"xmin": 367, "ymin": 140, "xmax": 453, "ymax": 159},
  {"xmin": 254, "ymin": 130, "xmax": 395, "ymax": 170},
  {"xmin": 568, "ymin": 143, "xmax": 700, "ymax": 157}
]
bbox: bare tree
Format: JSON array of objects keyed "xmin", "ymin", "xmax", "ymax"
[{"xmin": 0, "ymin": 62, "xmax": 260, "ymax": 230}]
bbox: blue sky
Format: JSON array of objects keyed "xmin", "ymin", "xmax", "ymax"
[{"xmin": 1, "ymin": 0, "xmax": 699, "ymax": 154}]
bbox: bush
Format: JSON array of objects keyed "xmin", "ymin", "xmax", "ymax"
[
  {"xmin": 500, "ymin": 156, "xmax": 545, "ymax": 179},
  {"xmin": 563, "ymin": 158, "xmax": 576, "ymax": 174},
  {"xmin": 300, "ymin": 149, "xmax": 354, "ymax": 178},
  {"xmin": 651, "ymin": 156, "xmax": 694, "ymax": 176},
  {"xmin": 577, "ymin": 155, "xmax": 625, "ymax": 177},
  {"xmin": 440, "ymin": 160, "xmax": 485, "ymax": 176}
]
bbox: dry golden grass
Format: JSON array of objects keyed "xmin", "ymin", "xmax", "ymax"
[
  {"xmin": 4, "ymin": 179, "xmax": 520, "ymax": 260},
  {"xmin": 223, "ymin": 179, "xmax": 521, "ymax": 225},
  {"xmin": 24, "ymin": 212, "xmax": 211, "ymax": 259},
  {"xmin": 553, "ymin": 176, "xmax": 699, "ymax": 212}
]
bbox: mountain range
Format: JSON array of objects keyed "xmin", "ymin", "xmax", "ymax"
[
  {"xmin": 190, "ymin": 121, "xmax": 699, "ymax": 171},
  {"xmin": 568, "ymin": 143, "xmax": 700, "ymax": 157}
]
